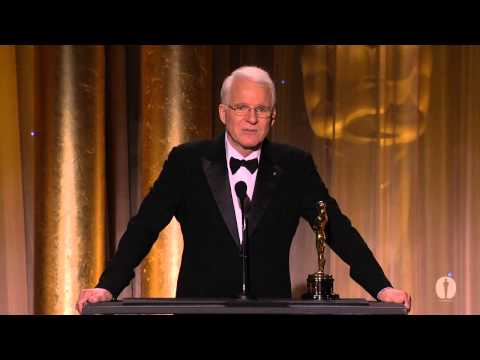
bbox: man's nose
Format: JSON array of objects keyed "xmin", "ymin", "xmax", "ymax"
[{"xmin": 246, "ymin": 109, "xmax": 259, "ymax": 123}]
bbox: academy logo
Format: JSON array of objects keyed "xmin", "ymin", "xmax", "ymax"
[{"xmin": 435, "ymin": 273, "xmax": 456, "ymax": 301}]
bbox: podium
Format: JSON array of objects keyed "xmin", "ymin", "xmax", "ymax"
[{"xmin": 82, "ymin": 298, "xmax": 407, "ymax": 315}]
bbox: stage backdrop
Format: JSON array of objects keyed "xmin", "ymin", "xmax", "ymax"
[{"xmin": 0, "ymin": 45, "xmax": 478, "ymax": 314}]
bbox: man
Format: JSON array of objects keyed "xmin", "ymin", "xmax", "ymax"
[{"xmin": 76, "ymin": 66, "xmax": 411, "ymax": 314}]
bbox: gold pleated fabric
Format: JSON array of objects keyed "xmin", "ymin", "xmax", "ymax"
[
  {"xmin": 0, "ymin": 46, "xmax": 29, "ymax": 314},
  {"xmin": 33, "ymin": 46, "xmax": 106, "ymax": 314},
  {"xmin": 104, "ymin": 46, "xmax": 132, "ymax": 299},
  {"xmin": 290, "ymin": 45, "xmax": 480, "ymax": 314},
  {"xmin": 137, "ymin": 46, "xmax": 212, "ymax": 297},
  {"xmin": 301, "ymin": 45, "xmax": 431, "ymax": 302}
]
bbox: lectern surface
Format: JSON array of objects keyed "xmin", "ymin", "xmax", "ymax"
[{"xmin": 82, "ymin": 298, "xmax": 407, "ymax": 315}]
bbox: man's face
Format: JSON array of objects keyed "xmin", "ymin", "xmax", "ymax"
[{"xmin": 219, "ymin": 77, "xmax": 276, "ymax": 156}]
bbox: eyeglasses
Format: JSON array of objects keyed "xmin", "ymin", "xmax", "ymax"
[{"xmin": 226, "ymin": 104, "xmax": 273, "ymax": 119}]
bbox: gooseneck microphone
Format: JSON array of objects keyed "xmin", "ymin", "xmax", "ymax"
[{"xmin": 235, "ymin": 181, "xmax": 250, "ymax": 300}]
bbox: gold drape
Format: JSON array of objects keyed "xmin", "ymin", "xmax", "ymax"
[
  {"xmin": 285, "ymin": 45, "xmax": 480, "ymax": 314},
  {"xmin": 33, "ymin": 46, "xmax": 106, "ymax": 314},
  {"xmin": 0, "ymin": 46, "xmax": 28, "ymax": 314},
  {"xmin": 15, "ymin": 46, "xmax": 37, "ymax": 314},
  {"xmin": 105, "ymin": 46, "xmax": 133, "ymax": 299},
  {"xmin": 137, "ymin": 46, "xmax": 212, "ymax": 297},
  {"xmin": 301, "ymin": 45, "xmax": 431, "ymax": 301}
]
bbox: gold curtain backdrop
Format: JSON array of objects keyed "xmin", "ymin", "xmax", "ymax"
[
  {"xmin": 0, "ymin": 46, "xmax": 29, "ymax": 314},
  {"xmin": 0, "ymin": 45, "xmax": 478, "ymax": 314},
  {"xmin": 33, "ymin": 46, "xmax": 106, "ymax": 314},
  {"xmin": 136, "ymin": 46, "xmax": 212, "ymax": 297},
  {"xmin": 280, "ymin": 45, "xmax": 480, "ymax": 314}
]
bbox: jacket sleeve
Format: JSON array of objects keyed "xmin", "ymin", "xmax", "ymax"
[
  {"xmin": 299, "ymin": 153, "xmax": 392, "ymax": 299},
  {"xmin": 96, "ymin": 146, "xmax": 185, "ymax": 298}
]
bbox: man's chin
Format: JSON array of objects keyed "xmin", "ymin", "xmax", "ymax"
[{"xmin": 241, "ymin": 143, "xmax": 262, "ymax": 151}]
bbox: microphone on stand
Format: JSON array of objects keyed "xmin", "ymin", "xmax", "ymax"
[{"xmin": 235, "ymin": 181, "xmax": 251, "ymax": 300}]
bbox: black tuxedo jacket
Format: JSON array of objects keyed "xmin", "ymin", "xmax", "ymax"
[{"xmin": 97, "ymin": 134, "xmax": 392, "ymax": 299}]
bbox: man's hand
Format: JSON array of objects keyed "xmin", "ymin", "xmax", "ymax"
[
  {"xmin": 377, "ymin": 288, "xmax": 412, "ymax": 313},
  {"xmin": 76, "ymin": 288, "xmax": 113, "ymax": 314}
]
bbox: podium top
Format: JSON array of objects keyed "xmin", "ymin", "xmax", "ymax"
[{"xmin": 82, "ymin": 298, "xmax": 407, "ymax": 315}]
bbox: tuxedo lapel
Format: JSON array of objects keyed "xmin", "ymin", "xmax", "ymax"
[
  {"xmin": 202, "ymin": 134, "xmax": 241, "ymax": 248},
  {"xmin": 248, "ymin": 139, "xmax": 283, "ymax": 238}
]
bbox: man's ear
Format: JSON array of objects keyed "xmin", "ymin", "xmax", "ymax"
[
  {"xmin": 270, "ymin": 109, "xmax": 277, "ymax": 127},
  {"xmin": 218, "ymin": 104, "xmax": 227, "ymax": 125}
]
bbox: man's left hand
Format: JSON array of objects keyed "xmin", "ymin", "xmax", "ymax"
[{"xmin": 377, "ymin": 288, "xmax": 411, "ymax": 313}]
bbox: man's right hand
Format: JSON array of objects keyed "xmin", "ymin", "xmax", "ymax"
[{"xmin": 76, "ymin": 288, "xmax": 113, "ymax": 314}]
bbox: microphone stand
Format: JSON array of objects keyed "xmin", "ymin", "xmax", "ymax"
[
  {"xmin": 239, "ymin": 195, "xmax": 250, "ymax": 300},
  {"xmin": 233, "ymin": 180, "xmax": 254, "ymax": 304}
]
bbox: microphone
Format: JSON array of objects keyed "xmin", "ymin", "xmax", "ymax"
[
  {"xmin": 235, "ymin": 181, "xmax": 250, "ymax": 211},
  {"xmin": 234, "ymin": 181, "xmax": 250, "ymax": 300},
  {"xmin": 235, "ymin": 181, "xmax": 247, "ymax": 202}
]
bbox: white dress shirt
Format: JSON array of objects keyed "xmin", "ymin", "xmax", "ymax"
[{"xmin": 225, "ymin": 134, "xmax": 261, "ymax": 244}]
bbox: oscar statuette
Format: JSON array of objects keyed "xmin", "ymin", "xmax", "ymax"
[{"xmin": 303, "ymin": 201, "xmax": 339, "ymax": 300}]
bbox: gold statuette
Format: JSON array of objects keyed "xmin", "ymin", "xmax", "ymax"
[{"xmin": 303, "ymin": 201, "xmax": 339, "ymax": 300}]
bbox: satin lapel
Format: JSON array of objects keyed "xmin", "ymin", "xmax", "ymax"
[
  {"xmin": 201, "ymin": 135, "xmax": 241, "ymax": 248},
  {"xmin": 248, "ymin": 140, "xmax": 283, "ymax": 238}
]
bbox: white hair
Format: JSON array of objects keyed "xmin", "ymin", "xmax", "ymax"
[{"xmin": 220, "ymin": 66, "xmax": 276, "ymax": 106}]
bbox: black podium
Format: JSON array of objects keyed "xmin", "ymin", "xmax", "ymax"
[{"xmin": 82, "ymin": 298, "xmax": 407, "ymax": 315}]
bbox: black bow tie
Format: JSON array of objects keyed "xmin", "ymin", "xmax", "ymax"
[{"xmin": 229, "ymin": 157, "xmax": 259, "ymax": 174}]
